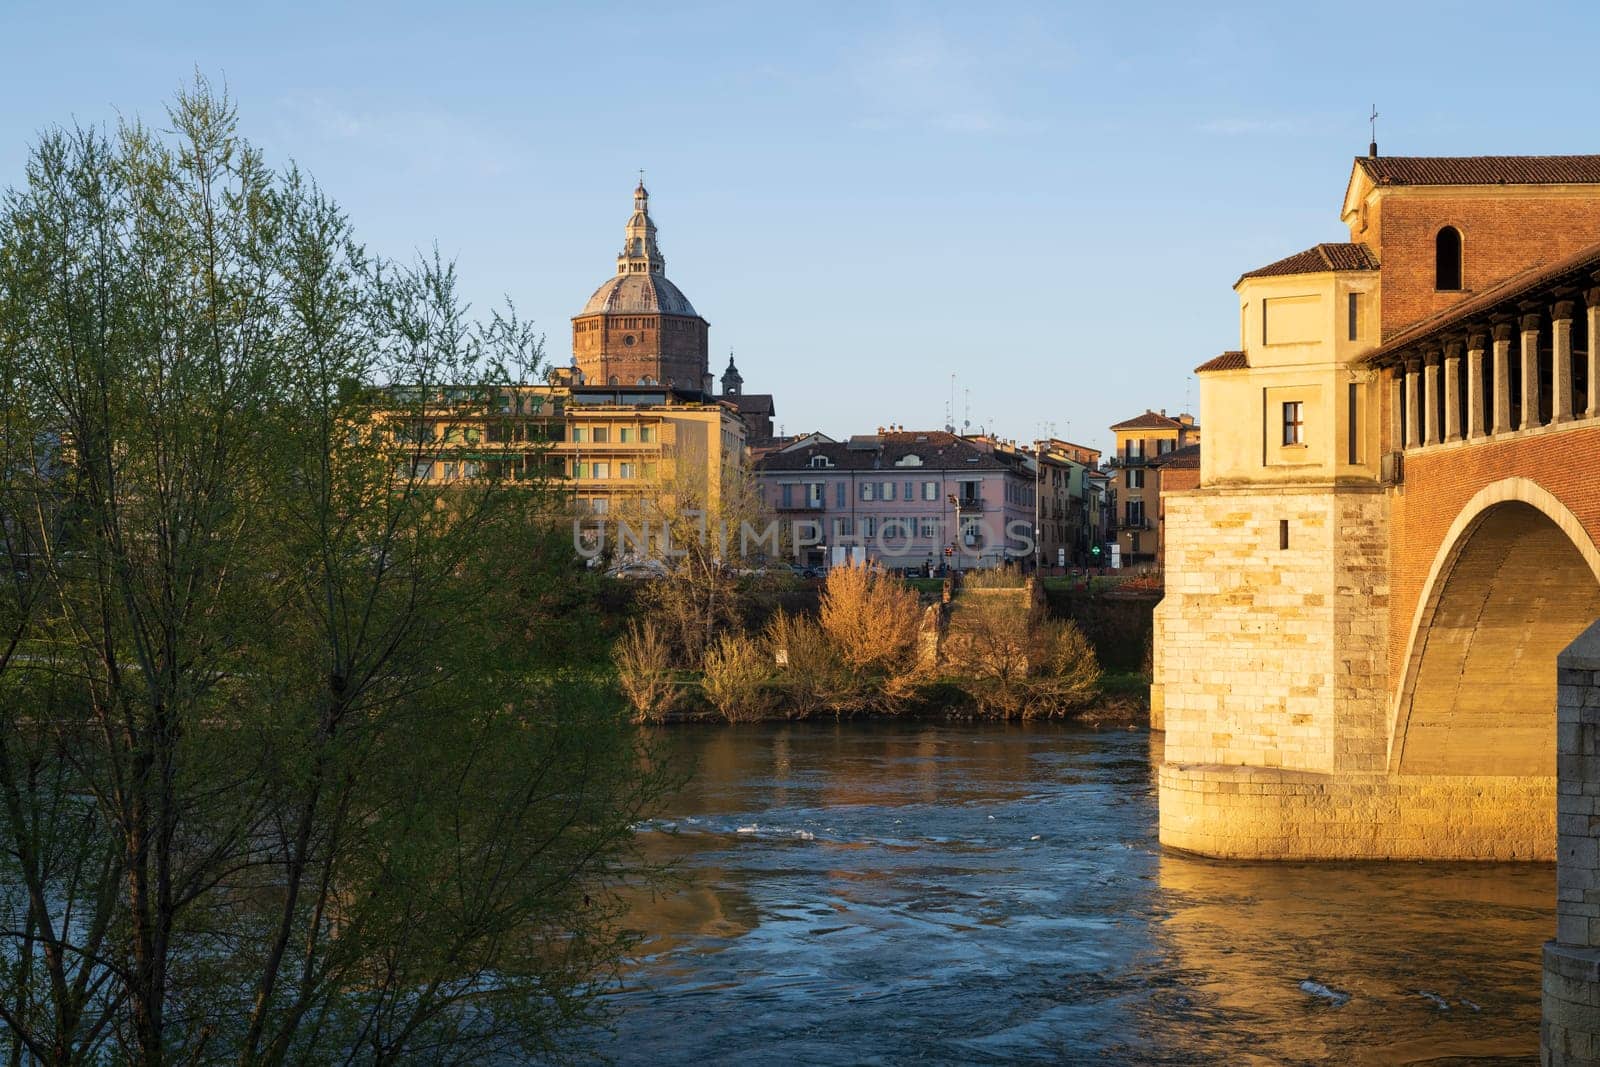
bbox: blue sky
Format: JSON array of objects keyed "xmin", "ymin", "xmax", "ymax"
[{"xmin": 4, "ymin": 1, "xmax": 1598, "ymax": 455}]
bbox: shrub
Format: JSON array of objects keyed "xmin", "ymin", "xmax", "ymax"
[
  {"xmin": 947, "ymin": 601, "xmax": 1102, "ymax": 719},
  {"xmin": 701, "ymin": 633, "xmax": 773, "ymax": 722},
  {"xmin": 961, "ymin": 568, "xmax": 1025, "ymax": 590},
  {"xmin": 764, "ymin": 610, "xmax": 871, "ymax": 718},
  {"xmin": 614, "ymin": 619, "xmax": 677, "ymax": 722},
  {"xmin": 943, "ymin": 591, "xmax": 1030, "ymax": 686},
  {"xmin": 1024, "ymin": 618, "xmax": 1103, "ymax": 717},
  {"xmin": 818, "ymin": 563, "xmax": 921, "ymax": 674}
]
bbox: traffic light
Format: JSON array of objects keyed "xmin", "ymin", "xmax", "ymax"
[
  {"xmin": 944, "ymin": 546, "xmax": 954, "ymax": 557},
  {"xmin": 1090, "ymin": 544, "xmax": 1103, "ymax": 560}
]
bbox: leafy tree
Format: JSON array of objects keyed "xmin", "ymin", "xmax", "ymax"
[{"xmin": 0, "ymin": 78, "xmax": 667, "ymax": 1065}]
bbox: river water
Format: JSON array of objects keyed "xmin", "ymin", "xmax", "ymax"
[{"xmin": 602, "ymin": 723, "xmax": 1550, "ymax": 1065}]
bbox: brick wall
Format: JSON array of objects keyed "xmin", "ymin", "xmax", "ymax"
[
  {"xmin": 573, "ymin": 312, "xmax": 708, "ymax": 387},
  {"xmin": 1373, "ymin": 194, "xmax": 1600, "ymax": 339},
  {"xmin": 1387, "ymin": 423, "xmax": 1600, "ymax": 695}
]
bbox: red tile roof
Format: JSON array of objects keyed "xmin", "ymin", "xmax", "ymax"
[
  {"xmin": 753, "ymin": 430, "xmax": 1017, "ymax": 473},
  {"xmin": 1151, "ymin": 443, "xmax": 1200, "ymax": 470},
  {"xmin": 1194, "ymin": 350, "xmax": 1248, "ymax": 373},
  {"xmin": 1238, "ymin": 242, "xmax": 1379, "ymax": 283},
  {"xmin": 1357, "ymin": 155, "xmax": 1600, "ymax": 187},
  {"xmin": 1109, "ymin": 410, "xmax": 1183, "ymax": 431}
]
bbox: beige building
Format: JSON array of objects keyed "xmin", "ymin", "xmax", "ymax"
[
  {"xmin": 382, "ymin": 181, "xmax": 764, "ymax": 520},
  {"xmin": 386, "ymin": 382, "xmax": 746, "ymax": 516},
  {"xmin": 1108, "ymin": 410, "xmax": 1199, "ymax": 565}
]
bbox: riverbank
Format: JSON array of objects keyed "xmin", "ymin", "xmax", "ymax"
[
  {"xmin": 605, "ymin": 566, "xmax": 1158, "ymax": 727},
  {"xmin": 630, "ymin": 672, "xmax": 1151, "ymax": 729}
]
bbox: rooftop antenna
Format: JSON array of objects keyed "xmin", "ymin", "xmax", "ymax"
[
  {"xmin": 963, "ymin": 388, "xmax": 971, "ymax": 434},
  {"xmin": 945, "ymin": 373, "xmax": 956, "ymax": 433},
  {"xmin": 1368, "ymin": 105, "xmax": 1379, "ymax": 158},
  {"xmin": 1184, "ymin": 374, "xmax": 1193, "ymax": 415}
]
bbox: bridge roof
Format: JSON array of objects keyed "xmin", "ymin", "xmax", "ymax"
[
  {"xmin": 1362, "ymin": 238, "xmax": 1600, "ymax": 366},
  {"xmin": 1355, "ymin": 154, "xmax": 1600, "ymax": 187}
]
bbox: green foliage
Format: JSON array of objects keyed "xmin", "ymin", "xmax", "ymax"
[
  {"xmin": 0, "ymin": 77, "xmax": 667, "ymax": 1064},
  {"xmin": 699, "ymin": 632, "xmax": 773, "ymax": 722},
  {"xmin": 615, "ymin": 618, "xmax": 678, "ymax": 722}
]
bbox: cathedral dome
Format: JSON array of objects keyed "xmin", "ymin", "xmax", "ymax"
[{"xmin": 579, "ymin": 272, "xmax": 698, "ymax": 317}]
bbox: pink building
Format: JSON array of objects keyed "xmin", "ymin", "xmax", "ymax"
[{"xmin": 753, "ymin": 430, "xmax": 1037, "ymax": 572}]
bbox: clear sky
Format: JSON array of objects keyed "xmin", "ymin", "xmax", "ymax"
[{"xmin": 4, "ymin": 1, "xmax": 1598, "ymax": 456}]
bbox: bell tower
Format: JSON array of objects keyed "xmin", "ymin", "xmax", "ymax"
[{"xmin": 721, "ymin": 352, "xmax": 743, "ymax": 396}]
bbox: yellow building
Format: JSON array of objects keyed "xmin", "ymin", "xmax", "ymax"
[
  {"xmin": 384, "ymin": 381, "xmax": 746, "ymax": 516},
  {"xmin": 1107, "ymin": 410, "xmax": 1199, "ymax": 565},
  {"xmin": 1194, "ymin": 243, "xmax": 1381, "ymax": 488}
]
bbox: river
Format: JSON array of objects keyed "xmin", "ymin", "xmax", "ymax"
[{"xmin": 601, "ymin": 722, "xmax": 1550, "ymax": 1065}]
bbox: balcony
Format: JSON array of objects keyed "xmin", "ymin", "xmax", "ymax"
[
  {"xmin": 775, "ymin": 500, "xmax": 825, "ymax": 512},
  {"xmin": 951, "ymin": 496, "xmax": 985, "ymax": 511}
]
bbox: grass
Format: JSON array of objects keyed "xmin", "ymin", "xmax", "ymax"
[{"xmin": 1097, "ymin": 671, "xmax": 1151, "ymax": 701}]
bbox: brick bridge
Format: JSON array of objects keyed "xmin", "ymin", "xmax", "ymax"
[
  {"xmin": 1149, "ymin": 155, "xmax": 1600, "ymax": 1062},
  {"xmin": 1157, "ymin": 260, "xmax": 1600, "ymax": 865}
]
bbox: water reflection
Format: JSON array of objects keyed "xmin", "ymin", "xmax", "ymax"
[{"xmin": 604, "ymin": 723, "xmax": 1548, "ymax": 1065}]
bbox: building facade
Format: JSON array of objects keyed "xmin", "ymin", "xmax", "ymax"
[
  {"xmin": 1108, "ymin": 410, "xmax": 1200, "ymax": 566},
  {"xmin": 384, "ymin": 383, "xmax": 746, "ymax": 517},
  {"xmin": 753, "ymin": 430, "xmax": 1037, "ymax": 571}
]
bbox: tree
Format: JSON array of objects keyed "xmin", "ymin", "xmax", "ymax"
[
  {"xmin": 945, "ymin": 591, "xmax": 1102, "ymax": 717},
  {"xmin": 614, "ymin": 619, "xmax": 678, "ymax": 722},
  {"xmin": 0, "ymin": 78, "xmax": 667, "ymax": 1065},
  {"xmin": 620, "ymin": 443, "xmax": 772, "ymax": 665},
  {"xmin": 817, "ymin": 563, "xmax": 921, "ymax": 675}
]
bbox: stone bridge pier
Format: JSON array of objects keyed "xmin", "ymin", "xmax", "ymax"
[{"xmin": 1547, "ymin": 622, "xmax": 1600, "ymax": 1066}]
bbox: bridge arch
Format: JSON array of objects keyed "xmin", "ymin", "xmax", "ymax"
[{"xmin": 1389, "ymin": 477, "xmax": 1600, "ymax": 775}]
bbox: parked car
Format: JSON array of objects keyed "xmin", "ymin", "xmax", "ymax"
[{"xmin": 605, "ymin": 559, "xmax": 668, "ymax": 580}]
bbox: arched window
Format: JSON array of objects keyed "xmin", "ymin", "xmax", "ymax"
[{"xmin": 1436, "ymin": 226, "xmax": 1463, "ymax": 291}]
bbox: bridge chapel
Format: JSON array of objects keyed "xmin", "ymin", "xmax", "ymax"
[{"xmin": 1154, "ymin": 149, "xmax": 1600, "ymax": 865}]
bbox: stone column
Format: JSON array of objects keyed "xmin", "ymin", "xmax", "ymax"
[
  {"xmin": 1493, "ymin": 322, "xmax": 1514, "ymax": 434},
  {"xmin": 1388, "ymin": 369, "xmax": 1404, "ymax": 453},
  {"xmin": 1521, "ymin": 312, "xmax": 1544, "ymax": 431},
  {"xmin": 1543, "ymin": 620, "xmax": 1600, "ymax": 1066},
  {"xmin": 1587, "ymin": 288, "xmax": 1600, "ymax": 420},
  {"xmin": 1552, "ymin": 300, "xmax": 1576, "ymax": 424},
  {"xmin": 1466, "ymin": 330, "xmax": 1487, "ymax": 440},
  {"xmin": 1443, "ymin": 340, "xmax": 1463, "ymax": 442},
  {"xmin": 1423, "ymin": 348, "xmax": 1442, "ymax": 445},
  {"xmin": 1403, "ymin": 357, "xmax": 1422, "ymax": 449}
]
